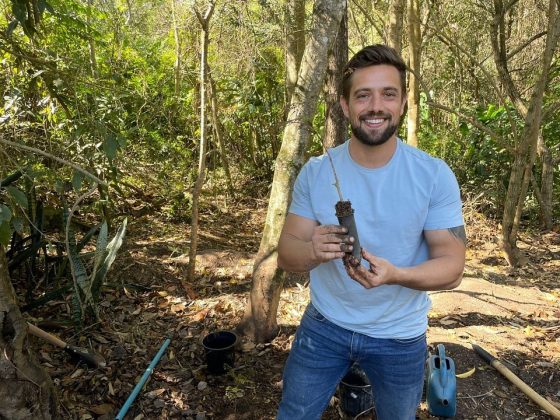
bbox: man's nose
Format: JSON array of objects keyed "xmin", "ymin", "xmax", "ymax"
[{"xmin": 366, "ymin": 93, "xmax": 383, "ymax": 113}]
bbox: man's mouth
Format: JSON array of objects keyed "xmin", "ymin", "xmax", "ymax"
[
  {"xmin": 360, "ymin": 115, "xmax": 389, "ymax": 127},
  {"xmin": 364, "ymin": 118, "xmax": 384, "ymax": 124}
]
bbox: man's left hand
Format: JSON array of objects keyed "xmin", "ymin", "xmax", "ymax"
[{"xmin": 345, "ymin": 248, "xmax": 398, "ymax": 289}]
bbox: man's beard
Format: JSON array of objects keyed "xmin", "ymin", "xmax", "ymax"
[{"xmin": 351, "ymin": 113, "xmax": 399, "ymax": 147}]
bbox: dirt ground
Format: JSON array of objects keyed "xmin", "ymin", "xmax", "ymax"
[{"xmin": 19, "ymin": 197, "xmax": 560, "ymax": 419}]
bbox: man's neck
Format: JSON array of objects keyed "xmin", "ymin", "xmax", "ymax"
[{"xmin": 348, "ymin": 136, "xmax": 398, "ymax": 169}]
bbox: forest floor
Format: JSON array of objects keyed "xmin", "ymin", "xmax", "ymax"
[{"xmin": 20, "ymin": 195, "xmax": 560, "ymax": 420}]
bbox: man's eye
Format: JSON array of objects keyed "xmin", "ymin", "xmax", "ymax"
[
  {"xmin": 357, "ymin": 94, "xmax": 368, "ymax": 99},
  {"xmin": 384, "ymin": 92, "xmax": 397, "ymax": 97}
]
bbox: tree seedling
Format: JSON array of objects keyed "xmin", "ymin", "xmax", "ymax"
[{"xmin": 325, "ymin": 149, "xmax": 361, "ymax": 267}]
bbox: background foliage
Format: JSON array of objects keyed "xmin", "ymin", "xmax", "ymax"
[{"xmin": 0, "ymin": 0, "xmax": 559, "ymax": 320}]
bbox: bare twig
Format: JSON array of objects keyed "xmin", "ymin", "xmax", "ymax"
[{"xmin": 325, "ymin": 148, "xmax": 344, "ymax": 201}]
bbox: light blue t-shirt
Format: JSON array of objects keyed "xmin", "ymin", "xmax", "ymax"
[{"xmin": 289, "ymin": 139, "xmax": 464, "ymax": 339}]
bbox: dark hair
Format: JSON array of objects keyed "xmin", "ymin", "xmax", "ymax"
[{"xmin": 341, "ymin": 44, "xmax": 407, "ymax": 101}]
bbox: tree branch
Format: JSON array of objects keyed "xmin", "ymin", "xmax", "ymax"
[
  {"xmin": 350, "ymin": 0, "xmax": 385, "ymax": 40},
  {"xmin": 0, "ymin": 139, "xmax": 108, "ymax": 187},
  {"xmin": 425, "ymin": 100, "xmax": 513, "ymax": 153},
  {"xmin": 507, "ymin": 31, "xmax": 547, "ymax": 60},
  {"xmin": 542, "ymin": 100, "xmax": 560, "ymax": 122},
  {"xmin": 504, "ymin": 0, "xmax": 521, "ymax": 12}
]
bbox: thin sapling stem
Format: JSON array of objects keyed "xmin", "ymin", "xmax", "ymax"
[{"xmin": 324, "ymin": 147, "xmax": 361, "ymax": 265}]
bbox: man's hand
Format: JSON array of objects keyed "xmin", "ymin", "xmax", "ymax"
[
  {"xmin": 277, "ymin": 214, "xmax": 355, "ymax": 273},
  {"xmin": 345, "ymin": 248, "xmax": 397, "ymax": 289},
  {"xmin": 309, "ymin": 224, "xmax": 354, "ymax": 264}
]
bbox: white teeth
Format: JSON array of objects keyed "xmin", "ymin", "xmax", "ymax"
[{"xmin": 365, "ymin": 119, "xmax": 384, "ymax": 124}]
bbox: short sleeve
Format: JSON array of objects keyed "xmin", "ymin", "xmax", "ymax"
[
  {"xmin": 423, "ymin": 161, "xmax": 464, "ymax": 230},
  {"xmin": 288, "ymin": 163, "xmax": 316, "ymax": 220}
]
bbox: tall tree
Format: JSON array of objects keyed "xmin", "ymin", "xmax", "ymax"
[
  {"xmin": 386, "ymin": 0, "xmax": 405, "ymax": 51},
  {"xmin": 323, "ymin": 3, "xmax": 348, "ymax": 148},
  {"xmin": 187, "ymin": 1, "xmax": 216, "ymax": 282},
  {"xmin": 537, "ymin": 131, "xmax": 556, "ymax": 229},
  {"xmin": 285, "ymin": 0, "xmax": 306, "ymax": 104},
  {"xmin": 238, "ymin": 0, "xmax": 346, "ymax": 343},
  {"xmin": 171, "ymin": 0, "xmax": 182, "ymax": 96},
  {"xmin": 208, "ymin": 74, "xmax": 235, "ymax": 197},
  {"xmin": 406, "ymin": 0, "xmax": 421, "ymax": 147},
  {"xmin": 492, "ymin": 0, "xmax": 560, "ymax": 265}
]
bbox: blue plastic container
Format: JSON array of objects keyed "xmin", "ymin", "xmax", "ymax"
[{"xmin": 426, "ymin": 344, "xmax": 457, "ymax": 418}]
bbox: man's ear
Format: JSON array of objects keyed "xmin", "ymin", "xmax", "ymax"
[{"xmin": 339, "ymin": 96, "xmax": 349, "ymax": 119}]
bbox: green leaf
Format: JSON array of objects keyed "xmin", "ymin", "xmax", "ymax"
[
  {"xmin": 103, "ymin": 133, "xmax": 119, "ymax": 161},
  {"xmin": 11, "ymin": 217, "xmax": 24, "ymax": 234},
  {"xmin": 5, "ymin": 186, "xmax": 28, "ymax": 209},
  {"xmin": 55, "ymin": 179, "xmax": 64, "ymax": 193},
  {"xmin": 0, "ymin": 205, "xmax": 12, "ymax": 222},
  {"xmin": 93, "ymin": 221, "xmax": 108, "ymax": 270},
  {"xmin": 92, "ymin": 219, "xmax": 127, "ymax": 298},
  {"xmin": 6, "ymin": 20, "xmax": 19, "ymax": 36},
  {"xmin": 0, "ymin": 221, "xmax": 10, "ymax": 246},
  {"xmin": 72, "ymin": 171, "xmax": 83, "ymax": 191},
  {"xmin": 459, "ymin": 122, "xmax": 470, "ymax": 136}
]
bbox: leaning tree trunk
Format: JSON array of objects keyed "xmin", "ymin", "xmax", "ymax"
[
  {"xmin": 187, "ymin": 1, "xmax": 215, "ymax": 283},
  {"xmin": 323, "ymin": 4, "xmax": 348, "ymax": 149},
  {"xmin": 0, "ymin": 245, "xmax": 57, "ymax": 418},
  {"xmin": 406, "ymin": 0, "xmax": 421, "ymax": 147},
  {"xmin": 500, "ymin": 0, "xmax": 559, "ymax": 266},
  {"xmin": 237, "ymin": 0, "xmax": 346, "ymax": 343}
]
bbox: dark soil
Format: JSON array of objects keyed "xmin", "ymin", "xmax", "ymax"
[
  {"xmin": 14, "ymin": 197, "xmax": 560, "ymax": 419},
  {"xmin": 335, "ymin": 200, "xmax": 354, "ymax": 217}
]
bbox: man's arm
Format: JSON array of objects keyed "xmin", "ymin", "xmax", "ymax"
[
  {"xmin": 346, "ymin": 226, "xmax": 466, "ymax": 291},
  {"xmin": 277, "ymin": 213, "xmax": 352, "ymax": 273}
]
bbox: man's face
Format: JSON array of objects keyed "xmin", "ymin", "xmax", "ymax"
[{"xmin": 340, "ymin": 64, "xmax": 407, "ymax": 147}]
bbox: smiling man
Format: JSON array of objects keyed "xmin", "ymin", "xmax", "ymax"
[{"xmin": 276, "ymin": 45, "xmax": 466, "ymax": 420}]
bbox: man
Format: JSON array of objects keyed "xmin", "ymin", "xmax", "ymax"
[{"xmin": 276, "ymin": 44, "xmax": 466, "ymax": 420}]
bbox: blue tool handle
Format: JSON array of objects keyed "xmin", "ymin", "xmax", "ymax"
[
  {"xmin": 437, "ymin": 344, "xmax": 448, "ymax": 388},
  {"xmin": 115, "ymin": 338, "xmax": 171, "ymax": 420}
]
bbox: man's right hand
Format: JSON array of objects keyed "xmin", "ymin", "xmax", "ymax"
[
  {"xmin": 278, "ymin": 214, "xmax": 355, "ymax": 272},
  {"xmin": 310, "ymin": 224, "xmax": 354, "ymax": 264}
]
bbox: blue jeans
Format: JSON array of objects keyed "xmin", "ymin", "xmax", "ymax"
[{"xmin": 277, "ymin": 303, "xmax": 426, "ymax": 420}]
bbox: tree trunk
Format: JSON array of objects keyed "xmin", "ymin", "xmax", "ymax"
[
  {"xmin": 386, "ymin": 0, "xmax": 405, "ymax": 52},
  {"xmin": 87, "ymin": 0, "xmax": 99, "ymax": 78},
  {"xmin": 406, "ymin": 0, "xmax": 421, "ymax": 147},
  {"xmin": 323, "ymin": 4, "xmax": 348, "ymax": 148},
  {"xmin": 237, "ymin": 0, "xmax": 346, "ymax": 343},
  {"xmin": 171, "ymin": 0, "xmax": 182, "ymax": 96},
  {"xmin": 208, "ymin": 74, "xmax": 235, "ymax": 197},
  {"xmin": 187, "ymin": 2, "xmax": 215, "ymax": 283},
  {"xmin": 537, "ymin": 133, "xmax": 554, "ymax": 230},
  {"xmin": 285, "ymin": 0, "xmax": 306, "ymax": 104},
  {"xmin": 500, "ymin": 0, "xmax": 559, "ymax": 266},
  {"xmin": 0, "ymin": 245, "xmax": 57, "ymax": 418}
]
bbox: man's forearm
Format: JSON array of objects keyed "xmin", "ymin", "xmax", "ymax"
[
  {"xmin": 391, "ymin": 255, "xmax": 464, "ymax": 291},
  {"xmin": 277, "ymin": 234, "xmax": 320, "ymax": 273}
]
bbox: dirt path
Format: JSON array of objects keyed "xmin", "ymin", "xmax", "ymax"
[{"xmin": 20, "ymin": 207, "xmax": 560, "ymax": 420}]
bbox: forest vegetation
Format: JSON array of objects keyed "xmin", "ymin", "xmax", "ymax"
[{"xmin": 0, "ymin": 0, "xmax": 559, "ymax": 418}]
